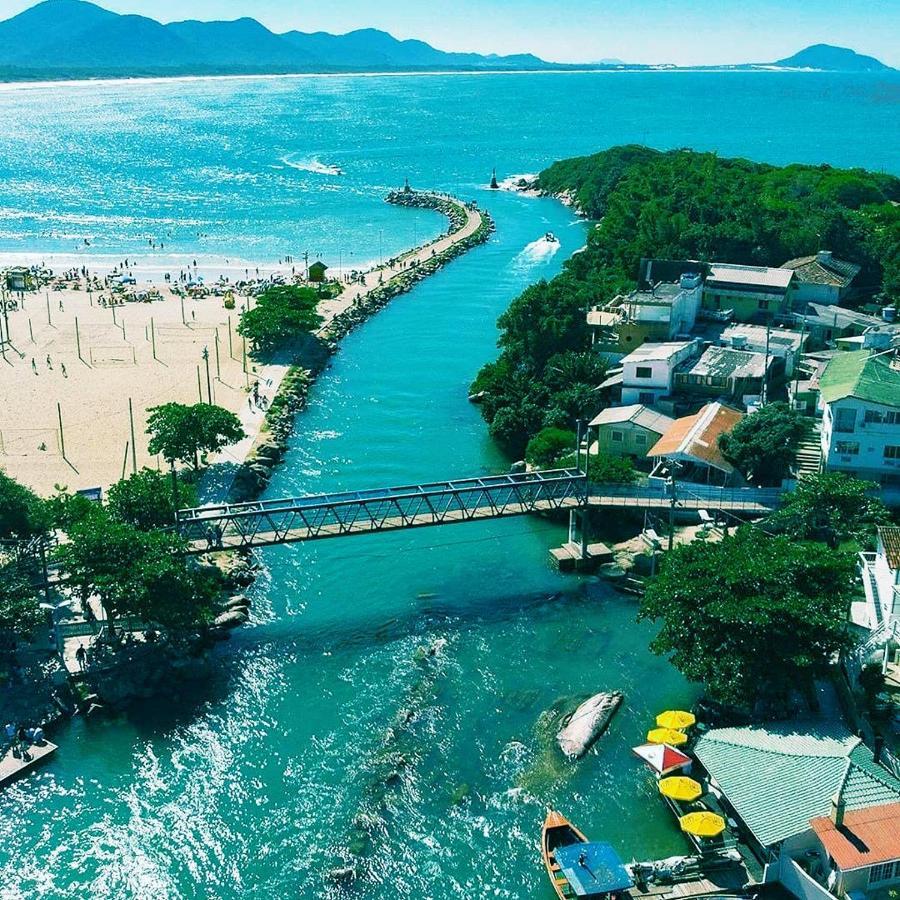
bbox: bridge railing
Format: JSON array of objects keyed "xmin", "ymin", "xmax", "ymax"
[
  {"xmin": 589, "ymin": 482, "xmax": 783, "ymax": 511},
  {"xmin": 177, "ymin": 469, "xmax": 588, "ymax": 550}
]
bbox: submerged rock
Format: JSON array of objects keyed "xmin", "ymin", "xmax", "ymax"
[{"xmin": 556, "ymin": 690, "xmax": 623, "ymax": 759}]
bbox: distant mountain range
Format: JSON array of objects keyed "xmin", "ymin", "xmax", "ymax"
[{"xmin": 0, "ymin": 1, "xmax": 893, "ymax": 81}]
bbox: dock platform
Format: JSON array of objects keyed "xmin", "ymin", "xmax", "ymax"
[
  {"xmin": 550, "ymin": 541, "xmax": 613, "ymax": 572},
  {"xmin": 0, "ymin": 741, "xmax": 58, "ymax": 787}
]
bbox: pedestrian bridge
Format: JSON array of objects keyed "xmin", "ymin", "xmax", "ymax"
[{"xmin": 177, "ymin": 468, "xmax": 589, "ymax": 553}]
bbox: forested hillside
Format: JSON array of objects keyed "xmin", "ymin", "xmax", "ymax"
[{"xmin": 472, "ymin": 146, "xmax": 900, "ymax": 456}]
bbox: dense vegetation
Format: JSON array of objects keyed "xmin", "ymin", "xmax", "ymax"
[
  {"xmin": 146, "ymin": 402, "xmax": 245, "ymax": 471},
  {"xmin": 718, "ymin": 402, "xmax": 807, "ymax": 486},
  {"xmin": 474, "ymin": 145, "xmax": 900, "ymax": 456},
  {"xmin": 639, "ymin": 527, "xmax": 857, "ymax": 707}
]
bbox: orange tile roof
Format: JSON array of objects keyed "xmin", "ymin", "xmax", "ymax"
[
  {"xmin": 647, "ymin": 402, "xmax": 744, "ymax": 473},
  {"xmin": 811, "ymin": 802, "xmax": 900, "ymax": 871},
  {"xmin": 879, "ymin": 527, "xmax": 900, "ymax": 570}
]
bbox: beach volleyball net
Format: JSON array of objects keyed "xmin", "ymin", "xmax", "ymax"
[
  {"xmin": 0, "ymin": 428, "xmax": 62, "ymax": 456},
  {"xmin": 89, "ymin": 345, "xmax": 137, "ymax": 366}
]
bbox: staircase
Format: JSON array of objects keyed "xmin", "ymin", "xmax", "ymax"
[{"xmin": 794, "ymin": 421, "xmax": 823, "ymax": 479}]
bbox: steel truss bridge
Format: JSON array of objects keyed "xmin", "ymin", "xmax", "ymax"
[{"xmin": 177, "ymin": 469, "xmax": 589, "ymax": 553}]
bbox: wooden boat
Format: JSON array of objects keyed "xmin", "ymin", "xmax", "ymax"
[
  {"xmin": 542, "ymin": 810, "xmax": 634, "ymax": 899},
  {"xmin": 543, "ymin": 810, "xmax": 589, "ymax": 899}
]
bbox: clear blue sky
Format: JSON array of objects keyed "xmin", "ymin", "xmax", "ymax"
[{"xmin": 2, "ymin": 0, "xmax": 899, "ymax": 66}]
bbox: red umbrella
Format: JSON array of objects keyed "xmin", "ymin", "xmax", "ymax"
[{"xmin": 632, "ymin": 743, "xmax": 692, "ymax": 775}]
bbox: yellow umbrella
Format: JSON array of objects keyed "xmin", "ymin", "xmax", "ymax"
[
  {"xmin": 680, "ymin": 811, "xmax": 726, "ymax": 838},
  {"xmin": 647, "ymin": 727, "xmax": 688, "ymax": 746},
  {"xmin": 658, "ymin": 776, "xmax": 702, "ymax": 802},
  {"xmin": 656, "ymin": 710, "xmax": 696, "ymax": 730}
]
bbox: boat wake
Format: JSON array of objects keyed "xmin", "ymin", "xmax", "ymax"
[
  {"xmin": 512, "ymin": 237, "xmax": 560, "ymax": 271},
  {"xmin": 281, "ymin": 154, "xmax": 344, "ymax": 177}
]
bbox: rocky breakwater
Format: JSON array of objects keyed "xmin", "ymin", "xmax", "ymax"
[{"xmin": 229, "ymin": 192, "xmax": 494, "ymax": 505}]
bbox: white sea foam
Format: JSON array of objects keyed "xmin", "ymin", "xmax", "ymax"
[{"xmin": 281, "ymin": 155, "xmax": 344, "ymax": 177}]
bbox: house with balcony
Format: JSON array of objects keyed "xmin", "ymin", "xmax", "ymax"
[
  {"xmin": 857, "ymin": 527, "xmax": 900, "ymax": 636},
  {"xmin": 647, "ymin": 401, "xmax": 744, "ymax": 485},
  {"xmin": 818, "ymin": 350, "xmax": 900, "ymax": 493},
  {"xmin": 781, "ymin": 251, "xmax": 861, "ymax": 307},
  {"xmin": 620, "ymin": 340, "xmax": 700, "ymax": 405},
  {"xmin": 702, "ymin": 264, "xmax": 796, "ymax": 323}
]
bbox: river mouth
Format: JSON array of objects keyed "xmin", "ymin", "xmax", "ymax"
[{"xmin": 2, "ymin": 70, "xmax": 895, "ymax": 897}]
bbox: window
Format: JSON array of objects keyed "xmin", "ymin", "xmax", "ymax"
[
  {"xmin": 834, "ymin": 407, "xmax": 857, "ymax": 434},
  {"xmin": 758, "ymin": 299, "xmax": 770, "ymax": 310},
  {"xmin": 634, "ymin": 434, "xmax": 647, "ymax": 445},
  {"xmin": 885, "ymin": 446, "xmax": 900, "ymax": 460},
  {"xmin": 868, "ymin": 862, "xmax": 897, "ymax": 885},
  {"xmin": 611, "ymin": 431, "xmax": 624, "ymax": 442},
  {"xmin": 638, "ymin": 392, "xmax": 656, "ymax": 405},
  {"xmin": 635, "ymin": 366, "xmax": 653, "ymax": 379},
  {"xmin": 865, "ymin": 410, "xmax": 899, "ymax": 425},
  {"xmin": 835, "ymin": 441, "xmax": 860, "ymax": 456}
]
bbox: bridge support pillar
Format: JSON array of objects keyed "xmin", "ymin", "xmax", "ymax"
[{"xmin": 552, "ymin": 506, "xmax": 611, "ymax": 573}]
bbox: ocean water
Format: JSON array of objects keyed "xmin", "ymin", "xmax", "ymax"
[{"xmin": 0, "ymin": 71, "xmax": 897, "ymax": 898}]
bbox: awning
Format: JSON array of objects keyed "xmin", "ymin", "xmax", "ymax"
[
  {"xmin": 555, "ymin": 842, "xmax": 633, "ymax": 897},
  {"xmin": 632, "ymin": 743, "xmax": 692, "ymax": 775}
]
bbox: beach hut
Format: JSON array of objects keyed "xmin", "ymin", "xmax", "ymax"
[{"xmin": 308, "ymin": 261, "xmax": 329, "ymax": 283}]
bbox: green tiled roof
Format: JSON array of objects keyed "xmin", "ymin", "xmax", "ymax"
[
  {"xmin": 693, "ymin": 722, "xmax": 900, "ymax": 848},
  {"xmin": 819, "ymin": 350, "xmax": 900, "ymax": 407}
]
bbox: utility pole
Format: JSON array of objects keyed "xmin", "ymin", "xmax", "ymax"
[
  {"xmin": 762, "ymin": 320, "xmax": 771, "ymax": 405},
  {"xmin": 75, "ymin": 317, "xmax": 82, "ymax": 362},
  {"xmin": 214, "ymin": 331, "xmax": 221, "ymax": 380},
  {"xmin": 57, "ymin": 403, "xmax": 66, "ymax": 461},
  {"xmin": 202, "ymin": 347, "xmax": 212, "ymax": 404},
  {"xmin": 667, "ymin": 473, "xmax": 677, "ymax": 553},
  {"xmin": 128, "ymin": 398, "xmax": 137, "ymax": 475}
]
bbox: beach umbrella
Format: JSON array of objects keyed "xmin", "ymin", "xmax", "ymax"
[
  {"xmin": 680, "ymin": 811, "xmax": 726, "ymax": 838},
  {"xmin": 656, "ymin": 710, "xmax": 696, "ymax": 730},
  {"xmin": 632, "ymin": 743, "xmax": 692, "ymax": 775},
  {"xmin": 647, "ymin": 727, "xmax": 688, "ymax": 746},
  {"xmin": 658, "ymin": 776, "xmax": 702, "ymax": 802}
]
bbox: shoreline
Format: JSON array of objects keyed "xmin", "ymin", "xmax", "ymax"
[
  {"xmin": 0, "ymin": 68, "xmax": 884, "ymax": 92},
  {"xmin": 0, "ymin": 191, "xmax": 490, "ymax": 498}
]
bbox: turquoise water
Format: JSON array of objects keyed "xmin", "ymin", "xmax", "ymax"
[{"xmin": 0, "ymin": 72, "xmax": 897, "ymax": 897}]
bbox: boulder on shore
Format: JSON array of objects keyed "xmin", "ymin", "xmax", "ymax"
[{"xmin": 213, "ymin": 609, "xmax": 249, "ymax": 629}]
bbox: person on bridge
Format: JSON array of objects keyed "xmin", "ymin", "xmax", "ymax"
[{"xmin": 75, "ymin": 644, "xmax": 87, "ymax": 672}]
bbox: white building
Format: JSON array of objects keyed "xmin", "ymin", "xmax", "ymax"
[
  {"xmin": 818, "ymin": 350, "xmax": 900, "ymax": 490},
  {"xmin": 619, "ymin": 341, "xmax": 699, "ymax": 405},
  {"xmin": 717, "ymin": 323, "xmax": 807, "ymax": 377},
  {"xmin": 858, "ymin": 527, "xmax": 900, "ymax": 632}
]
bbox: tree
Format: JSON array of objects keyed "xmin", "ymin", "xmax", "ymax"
[
  {"xmin": 147, "ymin": 403, "xmax": 244, "ymax": 471},
  {"xmin": 767, "ymin": 472, "xmax": 890, "ymax": 549},
  {"xmin": 718, "ymin": 402, "xmax": 807, "ymax": 486},
  {"xmin": 0, "ymin": 562, "xmax": 42, "ymax": 642},
  {"xmin": 237, "ymin": 285, "xmax": 322, "ymax": 352},
  {"xmin": 557, "ymin": 451, "xmax": 637, "ymax": 483},
  {"xmin": 0, "ymin": 471, "xmax": 50, "ymax": 539},
  {"xmin": 107, "ymin": 468, "xmax": 197, "ymax": 531},
  {"xmin": 56, "ymin": 508, "xmax": 218, "ymax": 630},
  {"xmin": 638, "ymin": 527, "xmax": 856, "ymax": 707},
  {"xmin": 526, "ymin": 428, "xmax": 575, "ymax": 468}
]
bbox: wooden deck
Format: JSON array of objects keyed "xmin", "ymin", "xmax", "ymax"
[
  {"xmin": 0, "ymin": 741, "xmax": 58, "ymax": 787},
  {"xmin": 627, "ymin": 859, "xmax": 753, "ymax": 900}
]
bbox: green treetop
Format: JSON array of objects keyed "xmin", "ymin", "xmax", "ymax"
[
  {"xmin": 237, "ymin": 284, "xmax": 323, "ymax": 353},
  {"xmin": 767, "ymin": 471, "xmax": 890, "ymax": 549},
  {"xmin": 107, "ymin": 468, "xmax": 198, "ymax": 531},
  {"xmin": 146, "ymin": 402, "xmax": 244, "ymax": 471},
  {"xmin": 718, "ymin": 402, "xmax": 807, "ymax": 486},
  {"xmin": 0, "ymin": 470, "xmax": 50, "ymax": 539},
  {"xmin": 639, "ymin": 527, "xmax": 856, "ymax": 708}
]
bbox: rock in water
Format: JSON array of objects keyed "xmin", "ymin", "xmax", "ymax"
[{"xmin": 556, "ymin": 691, "xmax": 623, "ymax": 759}]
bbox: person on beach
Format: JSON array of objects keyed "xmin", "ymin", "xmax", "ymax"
[
  {"xmin": 46, "ymin": 355, "xmax": 52, "ymax": 370},
  {"xmin": 60, "ymin": 363, "xmax": 67, "ymax": 379},
  {"xmin": 31, "ymin": 358, "xmax": 37, "ymax": 374},
  {"xmin": 75, "ymin": 644, "xmax": 87, "ymax": 671}
]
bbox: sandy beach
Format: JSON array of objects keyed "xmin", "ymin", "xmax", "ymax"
[{"xmin": 0, "ymin": 198, "xmax": 484, "ymax": 497}]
